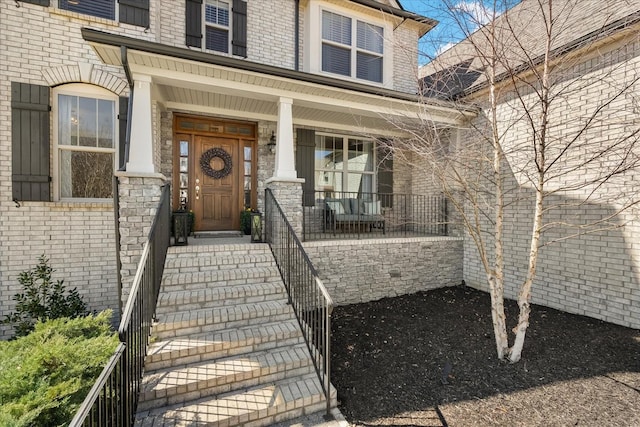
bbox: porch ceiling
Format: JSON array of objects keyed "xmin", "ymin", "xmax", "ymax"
[{"xmin": 86, "ymin": 29, "xmax": 475, "ymax": 135}]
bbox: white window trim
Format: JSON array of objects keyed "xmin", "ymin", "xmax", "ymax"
[
  {"xmin": 52, "ymin": 83, "xmax": 118, "ymax": 202},
  {"xmin": 315, "ymin": 132, "xmax": 377, "ymax": 193},
  {"xmin": 305, "ymin": 1, "xmax": 394, "ymax": 89},
  {"xmin": 202, "ymin": 0, "xmax": 233, "ymax": 55}
]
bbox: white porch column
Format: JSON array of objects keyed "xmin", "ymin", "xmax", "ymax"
[
  {"xmin": 273, "ymin": 97, "xmax": 297, "ymax": 179},
  {"xmin": 126, "ymin": 75, "xmax": 155, "ymax": 173}
]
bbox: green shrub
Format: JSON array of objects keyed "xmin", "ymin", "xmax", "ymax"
[
  {"xmin": 3, "ymin": 255, "xmax": 88, "ymax": 338},
  {"xmin": 0, "ymin": 311, "xmax": 118, "ymax": 427}
]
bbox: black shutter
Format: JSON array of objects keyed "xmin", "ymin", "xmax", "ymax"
[
  {"xmin": 232, "ymin": 0, "xmax": 247, "ymax": 57},
  {"xmin": 186, "ymin": 0, "xmax": 203, "ymax": 48},
  {"xmin": 119, "ymin": 0, "xmax": 149, "ymax": 28},
  {"xmin": 296, "ymin": 129, "xmax": 315, "ymax": 207},
  {"xmin": 11, "ymin": 82, "xmax": 51, "ymax": 202},
  {"xmin": 377, "ymin": 143, "xmax": 393, "ymax": 208},
  {"xmin": 118, "ymin": 97, "xmax": 129, "ymax": 170},
  {"xmin": 19, "ymin": 0, "xmax": 49, "ymax": 5}
]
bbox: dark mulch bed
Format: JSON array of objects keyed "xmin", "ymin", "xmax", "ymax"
[{"xmin": 331, "ymin": 286, "xmax": 640, "ymax": 427}]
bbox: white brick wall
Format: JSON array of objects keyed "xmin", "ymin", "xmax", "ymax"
[{"xmin": 462, "ymin": 37, "xmax": 640, "ymax": 330}]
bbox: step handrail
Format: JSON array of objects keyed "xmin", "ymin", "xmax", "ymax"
[
  {"xmin": 70, "ymin": 183, "xmax": 171, "ymax": 426},
  {"xmin": 265, "ymin": 188, "xmax": 334, "ymax": 419}
]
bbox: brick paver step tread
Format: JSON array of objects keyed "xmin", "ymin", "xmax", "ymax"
[
  {"xmin": 168, "ymin": 243, "xmax": 271, "ymax": 256},
  {"xmin": 146, "ymin": 319, "xmax": 303, "ymax": 370},
  {"xmin": 139, "ymin": 343, "xmax": 314, "ymax": 409},
  {"xmin": 135, "ymin": 374, "xmax": 328, "ymax": 427},
  {"xmin": 160, "ymin": 266, "xmax": 282, "ymax": 289},
  {"xmin": 152, "ymin": 300, "xmax": 294, "ymax": 339},
  {"xmin": 163, "ymin": 253, "xmax": 276, "ymax": 272},
  {"xmin": 156, "ymin": 282, "xmax": 286, "ymax": 314}
]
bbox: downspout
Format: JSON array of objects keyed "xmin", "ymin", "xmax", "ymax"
[
  {"xmin": 114, "ymin": 45, "xmax": 135, "ymax": 316},
  {"xmin": 295, "ymin": 0, "xmax": 300, "ymax": 71},
  {"xmin": 121, "ymin": 45, "xmax": 134, "ymax": 170}
]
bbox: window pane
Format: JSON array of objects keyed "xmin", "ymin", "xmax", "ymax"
[
  {"xmin": 206, "ymin": 26, "xmax": 229, "ymax": 53},
  {"xmin": 345, "ymin": 172, "xmax": 373, "ymax": 194},
  {"xmin": 357, "ymin": 52, "xmax": 383, "ymax": 83},
  {"xmin": 244, "ymin": 146, "xmax": 252, "ymax": 161},
  {"xmin": 97, "ymin": 99, "xmax": 114, "ymax": 148},
  {"xmin": 322, "ymin": 10, "xmax": 351, "ymax": 46},
  {"xmin": 59, "ymin": 0, "xmax": 115, "ymax": 20},
  {"xmin": 322, "ymin": 44, "xmax": 351, "ymax": 76},
  {"xmin": 180, "ymin": 157, "xmax": 188, "ymax": 172},
  {"xmin": 180, "ymin": 140, "xmax": 189, "ymax": 156},
  {"xmin": 357, "ymin": 21, "xmax": 383, "ymax": 54},
  {"xmin": 58, "ymin": 94, "xmax": 78, "ymax": 146},
  {"xmin": 348, "ymin": 139, "xmax": 373, "ymax": 172},
  {"xmin": 59, "ymin": 150, "xmax": 113, "ymax": 198},
  {"xmin": 315, "ymin": 136, "xmax": 343, "ymax": 171},
  {"xmin": 78, "ymin": 97, "xmax": 97, "ymax": 147},
  {"xmin": 315, "ymin": 170, "xmax": 343, "ymax": 192},
  {"xmin": 205, "ymin": 0, "xmax": 229, "ymax": 26}
]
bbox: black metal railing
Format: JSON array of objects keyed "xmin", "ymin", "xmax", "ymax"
[
  {"xmin": 302, "ymin": 191, "xmax": 448, "ymax": 241},
  {"xmin": 69, "ymin": 184, "xmax": 171, "ymax": 426},
  {"xmin": 265, "ymin": 189, "xmax": 334, "ymax": 418}
]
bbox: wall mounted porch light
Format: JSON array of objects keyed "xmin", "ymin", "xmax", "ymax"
[{"xmin": 267, "ymin": 131, "xmax": 276, "ymax": 154}]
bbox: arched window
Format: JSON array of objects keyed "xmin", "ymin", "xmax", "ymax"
[{"xmin": 53, "ymin": 84, "xmax": 118, "ymax": 200}]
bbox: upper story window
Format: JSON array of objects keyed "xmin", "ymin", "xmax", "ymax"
[
  {"xmin": 54, "ymin": 84, "xmax": 117, "ymax": 200},
  {"xmin": 59, "ymin": 0, "xmax": 115, "ymax": 20},
  {"xmin": 321, "ymin": 10, "xmax": 384, "ymax": 83},
  {"xmin": 205, "ymin": 0, "xmax": 231, "ymax": 53},
  {"xmin": 186, "ymin": 0, "xmax": 247, "ymax": 58}
]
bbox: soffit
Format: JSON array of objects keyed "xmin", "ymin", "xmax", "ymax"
[{"xmin": 89, "ymin": 39, "xmax": 474, "ymax": 132}]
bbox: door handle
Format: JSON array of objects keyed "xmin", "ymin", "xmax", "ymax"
[{"xmin": 195, "ymin": 185, "xmax": 200, "ymax": 200}]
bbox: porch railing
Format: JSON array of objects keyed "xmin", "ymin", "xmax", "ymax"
[
  {"xmin": 302, "ymin": 191, "xmax": 448, "ymax": 241},
  {"xmin": 265, "ymin": 189, "xmax": 334, "ymax": 418},
  {"xmin": 69, "ymin": 183, "xmax": 171, "ymax": 426}
]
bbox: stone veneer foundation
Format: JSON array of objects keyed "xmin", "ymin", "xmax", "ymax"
[{"xmin": 303, "ymin": 236, "xmax": 463, "ymax": 306}]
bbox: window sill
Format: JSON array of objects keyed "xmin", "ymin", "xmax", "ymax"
[
  {"xmin": 37, "ymin": 200, "xmax": 114, "ymax": 211},
  {"xmin": 316, "ymin": 69, "xmax": 387, "ymax": 89}
]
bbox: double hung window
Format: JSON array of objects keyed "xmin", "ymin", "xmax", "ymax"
[
  {"xmin": 205, "ymin": 0, "xmax": 231, "ymax": 53},
  {"xmin": 55, "ymin": 85, "xmax": 117, "ymax": 200},
  {"xmin": 321, "ymin": 10, "xmax": 384, "ymax": 83}
]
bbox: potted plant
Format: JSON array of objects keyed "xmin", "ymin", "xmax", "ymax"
[{"xmin": 240, "ymin": 208, "xmax": 252, "ymax": 235}]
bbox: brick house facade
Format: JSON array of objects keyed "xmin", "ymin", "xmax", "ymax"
[{"xmin": 1, "ymin": 0, "xmax": 469, "ymax": 338}]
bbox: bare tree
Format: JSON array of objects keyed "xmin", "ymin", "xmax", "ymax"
[{"xmin": 385, "ymin": 0, "xmax": 640, "ymax": 362}]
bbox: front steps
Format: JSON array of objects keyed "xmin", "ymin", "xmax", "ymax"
[{"xmin": 135, "ymin": 243, "xmax": 335, "ymax": 426}]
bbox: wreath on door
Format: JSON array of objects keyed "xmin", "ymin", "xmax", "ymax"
[{"xmin": 200, "ymin": 147, "xmax": 232, "ymax": 179}]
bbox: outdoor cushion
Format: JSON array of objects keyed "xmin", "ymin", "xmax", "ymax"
[
  {"xmin": 326, "ymin": 199, "xmax": 345, "ymax": 215},
  {"xmin": 349, "ymin": 198, "xmax": 364, "ymax": 215},
  {"xmin": 364, "ymin": 200, "xmax": 381, "ymax": 215},
  {"xmin": 340, "ymin": 198, "xmax": 353, "ymax": 214}
]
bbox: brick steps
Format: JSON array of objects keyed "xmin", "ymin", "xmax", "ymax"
[
  {"xmin": 138, "ymin": 344, "xmax": 315, "ymax": 412},
  {"xmin": 161, "ymin": 266, "xmax": 282, "ymax": 290},
  {"xmin": 135, "ymin": 374, "xmax": 333, "ymax": 427},
  {"xmin": 145, "ymin": 320, "xmax": 304, "ymax": 371},
  {"xmin": 155, "ymin": 282, "xmax": 285, "ymax": 315},
  {"xmin": 135, "ymin": 243, "xmax": 333, "ymax": 426},
  {"xmin": 153, "ymin": 300, "xmax": 294, "ymax": 340},
  {"xmin": 163, "ymin": 253, "xmax": 276, "ymax": 272}
]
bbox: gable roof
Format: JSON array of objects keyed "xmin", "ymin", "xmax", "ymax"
[{"xmin": 420, "ymin": 0, "xmax": 640, "ymax": 98}]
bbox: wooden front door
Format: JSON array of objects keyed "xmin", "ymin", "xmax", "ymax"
[
  {"xmin": 193, "ymin": 136, "xmax": 239, "ymax": 231},
  {"xmin": 173, "ymin": 115, "xmax": 256, "ymax": 232}
]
